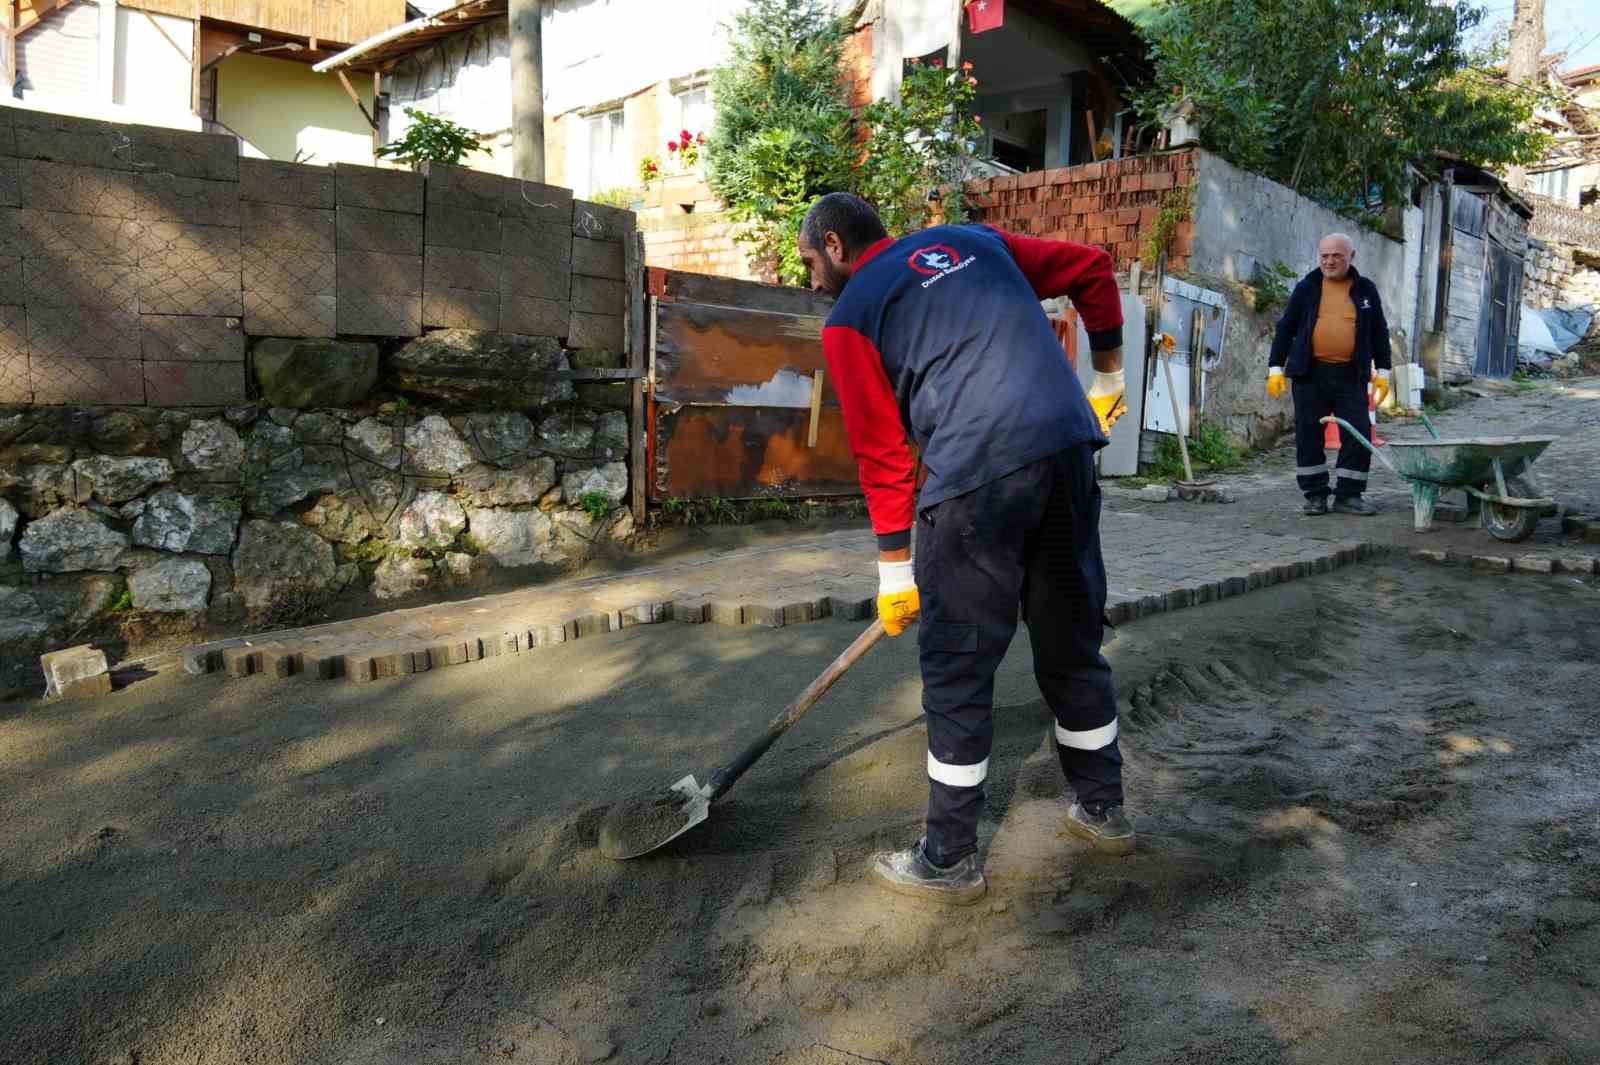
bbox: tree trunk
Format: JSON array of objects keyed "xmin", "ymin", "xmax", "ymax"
[
  {"xmin": 1505, "ymin": 0, "xmax": 1545, "ymax": 190},
  {"xmin": 510, "ymin": 0, "xmax": 545, "ymax": 181}
]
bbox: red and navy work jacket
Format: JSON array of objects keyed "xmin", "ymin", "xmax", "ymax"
[{"xmin": 822, "ymin": 223, "xmax": 1124, "ymax": 550}]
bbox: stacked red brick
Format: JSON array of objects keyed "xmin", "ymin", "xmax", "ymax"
[
  {"xmin": 0, "ymin": 109, "xmax": 248, "ymax": 406},
  {"xmin": 968, "ymin": 149, "xmax": 1198, "ymax": 272}
]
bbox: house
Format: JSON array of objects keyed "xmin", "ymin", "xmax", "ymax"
[
  {"xmin": 3, "ymin": 0, "xmax": 409, "ymax": 167},
  {"xmin": 311, "ymin": 0, "xmax": 1146, "ymax": 277},
  {"xmin": 1526, "ymin": 63, "xmax": 1600, "ymax": 210}
]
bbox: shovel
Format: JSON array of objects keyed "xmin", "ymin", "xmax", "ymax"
[{"xmin": 598, "ymin": 618, "xmax": 886, "ymax": 860}]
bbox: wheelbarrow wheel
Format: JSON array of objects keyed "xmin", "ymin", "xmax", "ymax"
[{"xmin": 1481, "ymin": 476, "xmax": 1541, "ymax": 543}]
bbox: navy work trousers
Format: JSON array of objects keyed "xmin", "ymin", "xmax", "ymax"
[
  {"xmin": 914, "ymin": 444, "xmax": 1122, "ymax": 866},
  {"xmin": 1292, "ymin": 360, "xmax": 1372, "ymax": 499}
]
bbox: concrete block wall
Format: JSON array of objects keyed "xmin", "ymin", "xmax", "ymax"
[
  {"xmin": 969, "ymin": 151, "xmax": 1198, "ymax": 272},
  {"xmin": 0, "ymin": 111, "xmax": 633, "ymax": 408}
]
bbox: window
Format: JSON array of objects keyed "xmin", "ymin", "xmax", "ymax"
[
  {"xmin": 584, "ymin": 108, "xmax": 627, "ymax": 195},
  {"xmin": 676, "ymin": 86, "xmax": 712, "ymax": 139}
]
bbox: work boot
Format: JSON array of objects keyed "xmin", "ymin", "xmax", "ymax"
[
  {"xmin": 1065, "ymin": 801, "xmax": 1137, "ymax": 855},
  {"xmin": 1332, "ymin": 496, "xmax": 1377, "ymax": 516},
  {"xmin": 869, "ymin": 838, "xmax": 986, "ymax": 905},
  {"xmin": 1302, "ymin": 495, "xmax": 1330, "ymax": 516}
]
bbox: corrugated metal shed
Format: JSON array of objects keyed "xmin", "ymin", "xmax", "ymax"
[{"xmin": 17, "ymin": 0, "xmax": 100, "ymax": 100}]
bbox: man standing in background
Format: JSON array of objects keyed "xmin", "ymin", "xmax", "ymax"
[{"xmin": 1267, "ymin": 233, "xmax": 1393, "ymax": 515}]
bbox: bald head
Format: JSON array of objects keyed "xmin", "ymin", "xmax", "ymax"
[{"xmin": 1318, "ymin": 233, "xmax": 1354, "ymax": 280}]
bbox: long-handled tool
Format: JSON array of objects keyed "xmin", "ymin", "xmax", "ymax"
[{"xmin": 598, "ymin": 618, "xmax": 887, "ymax": 860}]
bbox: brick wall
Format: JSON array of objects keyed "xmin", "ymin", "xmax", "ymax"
[
  {"xmin": 0, "ymin": 109, "xmax": 633, "ymax": 408},
  {"xmin": 640, "ymin": 212, "xmax": 768, "ymax": 283},
  {"xmin": 842, "ymin": 23, "xmax": 875, "ymax": 111},
  {"xmin": 969, "ymin": 150, "xmax": 1199, "ymax": 272}
]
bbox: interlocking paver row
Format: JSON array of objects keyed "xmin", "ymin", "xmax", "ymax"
[{"xmin": 175, "ymin": 514, "xmax": 1375, "ymax": 689}]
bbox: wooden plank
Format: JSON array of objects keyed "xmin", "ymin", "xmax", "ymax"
[
  {"xmin": 336, "ymin": 69, "xmax": 379, "ymax": 131},
  {"xmin": 140, "ymin": 6, "xmax": 192, "ymax": 63},
  {"xmin": 660, "ymin": 269, "xmax": 835, "ymax": 318},
  {"xmin": 1451, "ymin": 190, "xmax": 1486, "ymax": 238},
  {"xmin": 653, "ymin": 406, "xmax": 861, "ymax": 501},
  {"xmin": 626, "ymin": 229, "xmax": 647, "ymax": 527},
  {"xmin": 807, "ymin": 370, "xmax": 825, "ymax": 447},
  {"xmin": 653, "ymin": 302, "xmax": 835, "ymax": 407}
]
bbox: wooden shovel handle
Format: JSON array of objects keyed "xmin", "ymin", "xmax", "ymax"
[{"xmin": 707, "ymin": 618, "xmax": 887, "ymax": 801}]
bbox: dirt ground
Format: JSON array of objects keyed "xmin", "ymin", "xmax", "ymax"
[{"xmin": 3, "ymin": 559, "xmax": 1599, "ymax": 1065}]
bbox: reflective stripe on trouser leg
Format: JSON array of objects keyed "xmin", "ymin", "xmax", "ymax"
[
  {"xmin": 1024, "ymin": 446, "xmax": 1125, "ymax": 807},
  {"xmin": 1055, "ymin": 718, "xmax": 1119, "ymax": 751},
  {"xmin": 1331, "ymin": 369, "xmax": 1374, "ymax": 497},
  {"xmin": 927, "ymin": 752, "xmax": 988, "ymax": 787},
  {"xmin": 915, "ymin": 457, "xmax": 1053, "ymax": 866},
  {"xmin": 1291, "ymin": 376, "xmax": 1333, "ymax": 498}
]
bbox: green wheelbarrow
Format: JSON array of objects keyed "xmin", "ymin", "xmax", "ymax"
[{"xmin": 1321, "ymin": 414, "xmax": 1557, "ymax": 543}]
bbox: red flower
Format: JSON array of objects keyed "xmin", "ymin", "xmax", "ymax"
[
  {"xmin": 962, "ymin": 61, "xmax": 973, "ymax": 71},
  {"xmin": 974, "ymin": 115, "xmax": 983, "ymax": 124},
  {"xmin": 680, "ymin": 129, "xmax": 692, "ymax": 143},
  {"xmin": 931, "ymin": 58, "xmax": 943, "ymax": 68},
  {"xmin": 667, "ymin": 140, "xmax": 678, "ymax": 153},
  {"xmin": 967, "ymin": 77, "xmax": 978, "ymax": 87},
  {"xmin": 696, "ymin": 132, "xmax": 706, "ymax": 144}
]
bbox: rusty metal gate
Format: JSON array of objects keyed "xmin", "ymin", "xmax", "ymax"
[{"xmin": 645, "ymin": 269, "xmax": 860, "ymax": 502}]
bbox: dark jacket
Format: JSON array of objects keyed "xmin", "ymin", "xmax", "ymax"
[
  {"xmin": 822, "ymin": 224, "xmax": 1123, "ymax": 550},
  {"xmin": 1269, "ymin": 266, "xmax": 1391, "ymax": 379}
]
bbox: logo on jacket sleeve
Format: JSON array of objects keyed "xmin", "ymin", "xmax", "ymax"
[{"xmin": 906, "ymin": 243, "xmax": 975, "ymax": 287}]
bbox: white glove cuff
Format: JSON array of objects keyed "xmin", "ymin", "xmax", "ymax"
[
  {"xmin": 1268, "ymin": 367, "xmax": 1284, "ymax": 378},
  {"xmin": 1376, "ymin": 369, "xmax": 1391, "ymax": 381},
  {"xmin": 1088, "ymin": 369, "xmax": 1125, "ymax": 398},
  {"xmin": 878, "ymin": 559, "xmax": 916, "ymax": 594}
]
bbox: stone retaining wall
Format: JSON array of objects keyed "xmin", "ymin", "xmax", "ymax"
[{"xmin": 0, "ymin": 383, "xmax": 634, "ymax": 682}]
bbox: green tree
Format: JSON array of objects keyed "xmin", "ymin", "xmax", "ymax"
[
  {"xmin": 1129, "ymin": 0, "xmax": 1550, "ymax": 212},
  {"xmin": 858, "ymin": 58, "xmax": 986, "ymax": 235},
  {"xmin": 376, "ymin": 108, "xmax": 485, "ymax": 169},
  {"xmin": 705, "ymin": 0, "xmax": 858, "ymax": 286}
]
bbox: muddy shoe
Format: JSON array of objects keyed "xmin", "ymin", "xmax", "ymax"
[
  {"xmin": 1065, "ymin": 801, "xmax": 1136, "ymax": 855},
  {"xmin": 869, "ymin": 838, "xmax": 986, "ymax": 905},
  {"xmin": 1332, "ymin": 496, "xmax": 1377, "ymax": 516},
  {"xmin": 1302, "ymin": 496, "xmax": 1330, "ymax": 516}
]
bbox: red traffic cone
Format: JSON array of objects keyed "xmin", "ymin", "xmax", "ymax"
[{"xmin": 1324, "ymin": 416, "xmax": 1341, "ymax": 452}]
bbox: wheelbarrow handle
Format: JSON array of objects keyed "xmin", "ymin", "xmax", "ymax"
[{"xmin": 1319, "ymin": 416, "xmax": 1398, "ymax": 476}]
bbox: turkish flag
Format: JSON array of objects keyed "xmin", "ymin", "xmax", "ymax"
[{"xmin": 966, "ymin": 0, "xmax": 1004, "ymax": 33}]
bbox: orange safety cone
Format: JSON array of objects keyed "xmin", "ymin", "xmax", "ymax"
[{"xmin": 1324, "ymin": 414, "xmax": 1341, "ymax": 452}]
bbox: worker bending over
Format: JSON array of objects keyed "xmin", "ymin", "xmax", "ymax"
[{"xmin": 798, "ymin": 192, "xmax": 1133, "ymax": 906}]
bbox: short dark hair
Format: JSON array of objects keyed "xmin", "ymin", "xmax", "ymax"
[{"xmin": 801, "ymin": 192, "xmax": 887, "ymax": 258}]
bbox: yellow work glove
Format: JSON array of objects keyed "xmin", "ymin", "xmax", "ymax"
[
  {"xmin": 877, "ymin": 559, "xmax": 920, "ymax": 637},
  {"xmin": 1373, "ymin": 370, "xmax": 1391, "ymax": 406},
  {"xmin": 1087, "ymin": 368, "xmax": 1127, "ymax": 436},
  {"xmin": 1267, "ymin": 367, "xmax": 1288, "ymax": 400}
]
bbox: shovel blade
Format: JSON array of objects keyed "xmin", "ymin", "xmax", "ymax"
[{"xmin": 597, "ymin": 774, "xmax": 713, "ymax": 860}]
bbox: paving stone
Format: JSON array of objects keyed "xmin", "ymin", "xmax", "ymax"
[
  {"xmin": 29, "ymin": 351, "xmax": 146, "ymax": 405},
  {"xmin": 143, "ymin": 361, "xmax": 246, "ymax": 406},
  {"xmin": 140, "ymin": 314, "xmax": 244, "ymax": 362},
  {"xmin": 501, "ymin": 218, "xmax": 572, "ymax": 264},
  {"xmin": 337, "ymin": 205, "xmax": 424, "ymax": 254},
  {"xmin": 259, "ymin": 646, "xmax": 303, "ymax": 678},
  {"xmin": 1472, "ymin": 555, "xmax": 1511, "ymax": 573},
  {"xmin": 1412, "ymin": 549, "xmax": 1448, "ymax": 563},
  {"xmin": 744, "ymin": 603, "xmax": 785, "ymax": 628},
  {"xmin": 223, "ymin": 646, "xmax": 259, "ymax": 678},
  {"xmin": 501, "ymin": 294, "xmax": 570, "ymax": 337},
  {"xmin": 239, "ymin": 157, "xmax": 336, "ymax": 208},
  {"xmin": 242, "ymin": 200, "xmax": 336, "ymax": 253},
  {"xmin": 1513, "ymin": 556, "xmax": 1555, "ymax": 574},
  {"xmin": 130, "ymin": 126, "xmax": 237, "ymax": 182},
  {"xmin": 18, "ymin": 208, "xmax": 145, "ymax": 262},
  {"xmin": 571, "ymin": 236, "xmax": 625, "ymax": 280},
  {"xmin": 571, "ymin": 200, "xmax": 631, "ymax": 242},
  {"xmin": 423, "ymin": 289, "xmax": 499, "ymax": 331},
  {"xmin": 569, "ymin": 612, "xmax": 611, "ymax": 639},
  {"xmin": 568, "ymin": 310, "xmax": 625, "ymax": 351},
  {"xmin": 672, "ymin": 598, "xmax": 709, "ymax": 623},
  {"xmin": 425, "ymin": 246, "xmax": 501, "ymax": 292},
  {"xmin": 338, "ymin": 250, "xmax": 422, "ymax": 294},
  {"xmin": 421, "ymin": 162, "xmax": 505, "ymax": 214},
  {"xmin": 501, "ymin": 179, "xmax": 572, "ymax": 224},
  {"xmin": 338, "ymin": 291, "xmax": 421, "ymax": 336},
  {"xmin": 1557, "ymin": 556, "xmax": 1597, "ymax": 575},
  {"xmin": 707, "ymin": 601, "xmax": 743, "ymax": 627},
  {"xmin": 425, "ymin": 204, "xmax": 500, "ymax": 253},
  {"xmin": 138, "ymin": 173, "xmax": 239, "ymax": 226},
  {"xmin": 572, "ymin": 275, "xmax": 626, "ymax": 316},
  {"xmin": 337, "ymin": 163, "xmax": 423, "ymax": 214},
  {"xmin": 41, "ymin": 644, "xmax": 110, "ymax": 698}
]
